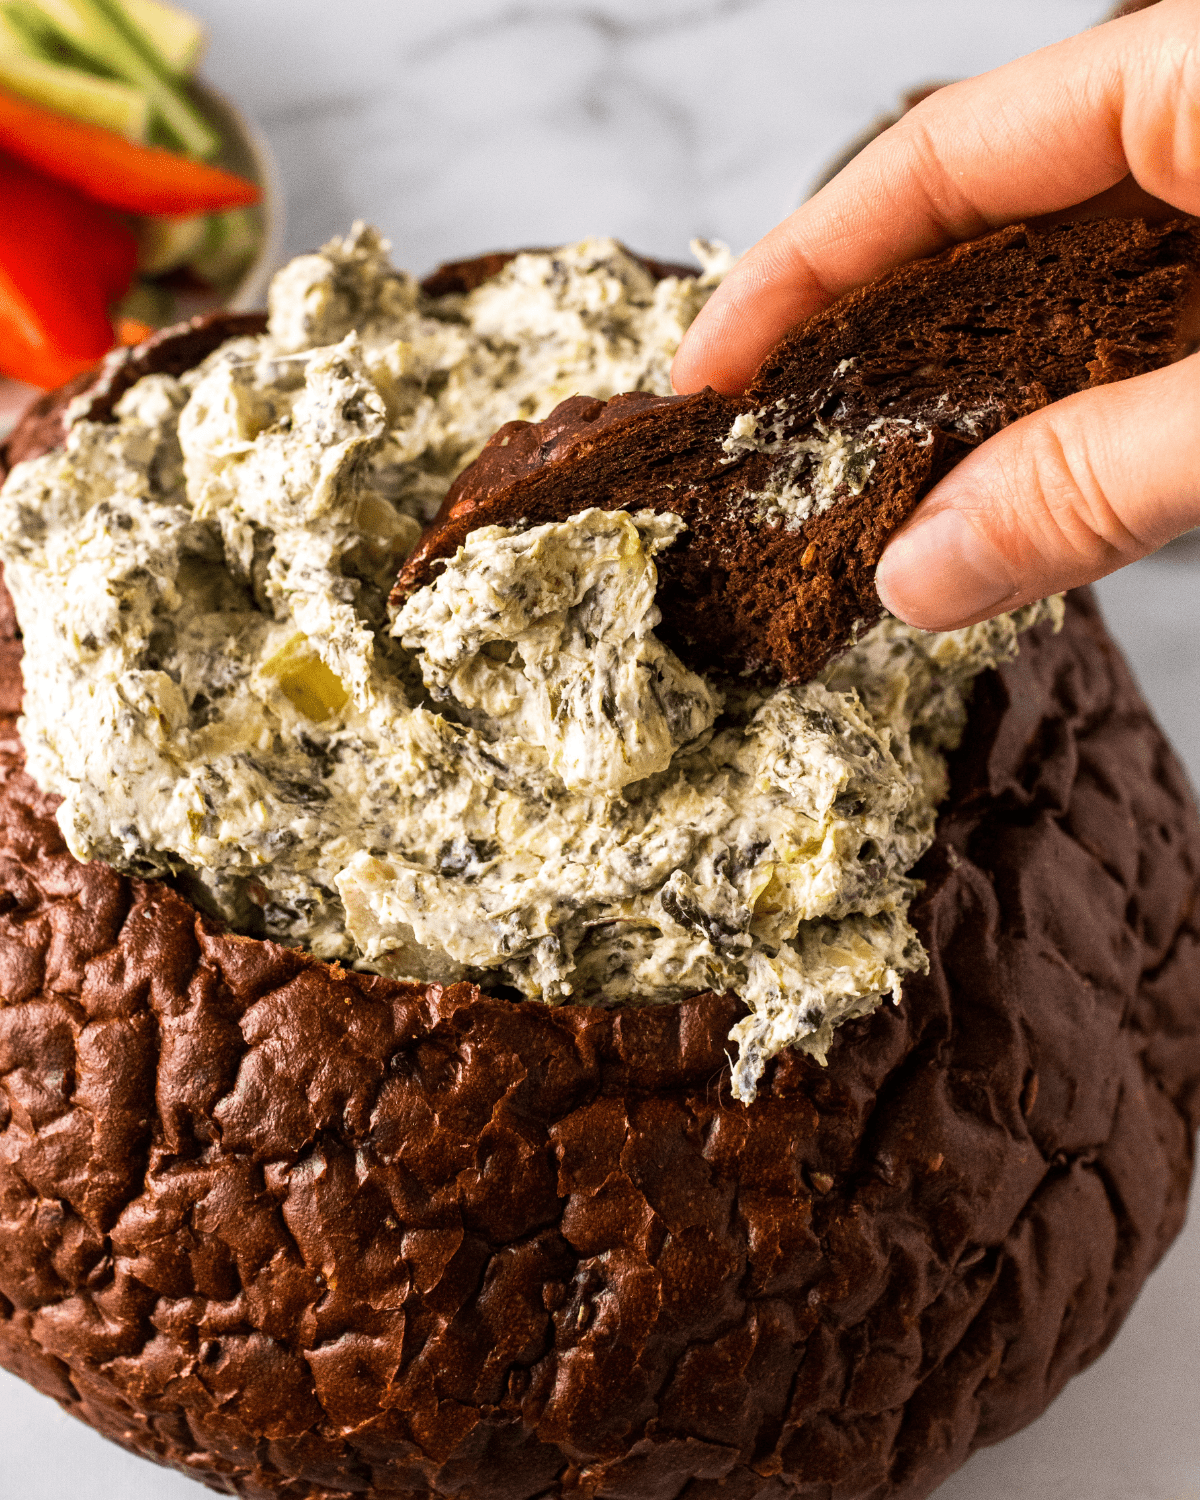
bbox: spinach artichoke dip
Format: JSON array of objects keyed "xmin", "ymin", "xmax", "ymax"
[{"xmin": 0, "ymin": 225, "xmax": 1061, "ymax": 1102}]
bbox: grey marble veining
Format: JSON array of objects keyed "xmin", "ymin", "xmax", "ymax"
[
  {"xmin": 2, "ymin": 3, "xmax": 1198, "ymax": 1498},
  {"xmin": 190, "ymin": 0, "xmax": 1102, "ymax": 273}
]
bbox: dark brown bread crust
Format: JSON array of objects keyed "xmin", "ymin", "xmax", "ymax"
[
  {"xmin": 0, "ymin": 582, "xmax": 1198, "ymax": 1500},
  {"xmin": 396, "ymin": 218, "xmax": 1199, "ymax": 684}
]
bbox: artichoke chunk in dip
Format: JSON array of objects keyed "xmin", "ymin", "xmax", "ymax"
[{"xmin": 0, "ymin": 225, "xmax": 1062, "ymax": 1101}]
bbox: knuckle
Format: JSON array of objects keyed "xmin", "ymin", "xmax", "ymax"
[
  {"xmin": 887, "ymin": 110, "xmax": 992, "ymax": 244},
  {"xmin": 1005, "ymin": 416, "xmax": 1139, "ymax": 573},
  {"xmin": 757, "ymin": 235, "xmax": 830, "ymax": 303},
  {"xmin": 1124, "ymin": 29, "xmax": 1200, "ymax": 201}
]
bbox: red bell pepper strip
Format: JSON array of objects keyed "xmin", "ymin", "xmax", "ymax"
[
  {"xmin": 0, "ymin": 150, "xmax": 137, "ymax": 388},
  {"xmin": 0, "ymin": 86, "xmax": 260, "ymax": 216}
]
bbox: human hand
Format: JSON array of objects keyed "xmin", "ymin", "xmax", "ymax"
[{"xmin": 672, "ymin": 0, "xmax": 1200, "ymax": 630}]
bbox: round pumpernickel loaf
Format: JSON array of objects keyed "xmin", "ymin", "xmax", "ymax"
[
  {"xmin": 0, "ymin": 584, "xmax": 1197, "ymax": 1500},
  {"xmin": 1, "ymin": 312, "xmax": 1199, "ymax": 1500}
]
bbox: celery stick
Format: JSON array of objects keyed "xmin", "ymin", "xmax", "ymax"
[
  {"xmin": 20, "ymin": 0, "xmax": 217, "ymax": 155},
  {"xmin": 8, "ymin": 0, "xmax": 122, "ymax": 72},
  {"xmin": 92, "ymin": 0, "xmax": 218, "ymax": 155},
  {"xmin": 0, "ymin": 9, "xmax": 149, "ymax": 135},
  {"xmin": 0, "ymin": 0, "xmax": 88, "ymax": 65},
  {"xmin": 120, "ymin": 0, "xmax": 203, "ymax": 76}
]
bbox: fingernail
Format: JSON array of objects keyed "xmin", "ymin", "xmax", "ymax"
[{"xmin": 876, "ymin": 507, "xmax": 1019, "ymax": 630}]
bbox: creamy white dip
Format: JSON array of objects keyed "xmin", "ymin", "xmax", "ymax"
[
  {"xmin": 721, "ymin": 389, "xmax": 934, "ymax": 531},
  {"xmin": 0, "ymin": 225, "xmax": 1060, "ymax": 1101}
]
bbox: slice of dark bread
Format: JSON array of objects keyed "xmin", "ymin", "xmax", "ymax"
[{"xmin": 395, "ymin": 217, "xmax": 1199, "ymax": 683}]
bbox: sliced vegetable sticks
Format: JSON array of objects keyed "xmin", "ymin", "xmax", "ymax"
[
  {"xmin": 0, "ymin": 149, "xmax": 136, "ymax": 385},
  {"xmin": 0, "ymin": 85, "xmax": 260, "ymax": 212},
  {"xmin": 0, "ymin": 8, "xmax": 150, "ymax": 136},
  {"xmin": 5, "ymin": 0, "xmax": 216, "ymax": 156}
]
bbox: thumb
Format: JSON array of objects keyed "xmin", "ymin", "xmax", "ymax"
[{"xmin": 875, "ymin": 351, "xmax": 1200, "ymax": 631}]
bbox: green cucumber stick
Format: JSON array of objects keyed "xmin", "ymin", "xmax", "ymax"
[
  {"xmin": 119, "ymin": 0, "xmax": 204, "ymax": 77},
  {"xmin": 25, "ymin": 0, "xmax": 217, "ymax": 155},
  {"xmin": 0, "ymin": 8, "xmax": 150, "ymax": 135},
  {"xmin": 0, "ymin": 0, "xmax": 79, "ymax": 62}
]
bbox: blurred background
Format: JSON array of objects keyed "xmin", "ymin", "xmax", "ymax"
[{"xmin": 2, "ymin": 2, "xmax": 1198, "ymax": 1497}]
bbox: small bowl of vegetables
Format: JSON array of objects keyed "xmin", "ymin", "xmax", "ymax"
[{"xmin": 0, "ymin": 0, "xmax": 280, "ymax": 430}]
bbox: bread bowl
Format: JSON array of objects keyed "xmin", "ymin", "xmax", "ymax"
[{"xmin": 0, "ymin": 224, "xmax": 1198, "ymax": 1500}]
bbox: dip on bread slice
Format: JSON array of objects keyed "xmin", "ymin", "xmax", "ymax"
[{"xmin": 395, "ymin": 217, "xmax": 1200, "ymax": 683}]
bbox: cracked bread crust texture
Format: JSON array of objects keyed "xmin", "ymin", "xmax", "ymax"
[
  {"xmin": 0, "ymin": 586, "xmax": 1198, "ymax": 1500},
  {"xmin": 396, "ymin": 218, "xmax": 1200, "ymax": 684}
]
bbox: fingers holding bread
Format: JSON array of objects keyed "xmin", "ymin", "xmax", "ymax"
[{"xmin": 673, "ymin": 0, "xmax": 1200, "ymax": 396}]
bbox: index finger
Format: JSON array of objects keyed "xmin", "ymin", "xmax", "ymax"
[{"xmin": 672, "ymin": 0, "xmax": 1200, "ymax": 395}]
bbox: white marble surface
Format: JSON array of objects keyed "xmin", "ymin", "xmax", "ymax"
[
  {"xmin": 192, "ymin": 0, "xmax": 1104, "ymax": 277},
  {"xmin": 3, "ymin": 2, "xmax": 1200, "ymax": 1497}
]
